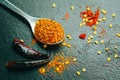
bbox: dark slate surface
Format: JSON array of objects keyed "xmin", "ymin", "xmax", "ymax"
[{"xmin": 0, "ymin": 0, "xmax": 120, "ymax": 80}]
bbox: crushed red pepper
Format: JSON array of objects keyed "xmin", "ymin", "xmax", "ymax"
[
  {"xmin": 64, "ymin": 12, "xmax": 70, "ymax": 20},
  {"xmin": 79, "ymin": 33, "xmax": 86, "ymax": 39},
  {"xmin": 80, "ymin": 6, "xmax": 100, "ymax": 27}
]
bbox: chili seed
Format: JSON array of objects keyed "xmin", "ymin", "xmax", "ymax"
[
  {"xmin": 67, "ymin": 34, "xmax": 72, "ymax": 40},
  {"xmin": 43, "ymin": 45, "xmax": 47, "ymax": 48},
  {"xmin": 73, "ymin": 58, "xmax": 77, "ymax": 61},
  {"xmin": 94, "ymin": 40, "xmax": 98, "ymax": 44},
  {"xmin": 38, "ymin": 68, "xmax": 46, "ymax": 74},
  {"xmin": 107, "ymin": 57, "xmax": 111, "ymax": 62},
  {"xmin": 100, "ymin": 39, "xmax": 104, "ymax": 44},
  {"xmin": 114, "ymin": 54, "xmax": 118, "ymax": 58},
  {"xmin": 116, "ymin": 33, "xmax": 120, "ymax": 37},
  {"xmin": 105, "ymin": 47, "xmax": 110, "ymax": 51},
  {"xmin": 93, "ymin": 31, "xmax": 97, "ymax": 35},
  {"xmin": 52, "ymin": 3, "xmax": 56, "ymax": 8},
  {"xmin": 101, "ymin": 9, "xmax": 107, "ymax": 15},
  {"xmin": 82, "ymin": 68, "xmax": 86, "ymax": 72},
  {"xmin": 102, "ymin": 17, "xmax": 107, "ymax": 21},
  {"xmin": 109, "ymin": 23, "xmax": 113, "ymax": 28},
  {"xmin": 112, "ymin": 13, "xmax": 116, "ymax": 17},
  {"xmin": 76, "ymin": 71, "xmax": 80, "ymax": 75},
  {"xmin": 97, "ymin": 51, "xmax": 102, "ymax": 55},
  {"xmin": 114, "ymin": 46, "xmax": 118, "ymax": 49},
  {"xmin": 70, "ymin": 6, "xmax": 74, "ymax": 10}
]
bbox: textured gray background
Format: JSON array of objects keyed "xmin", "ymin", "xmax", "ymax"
[{"xmin": 0, "ymin": 0, "xmax": 120, "ymax": 80}]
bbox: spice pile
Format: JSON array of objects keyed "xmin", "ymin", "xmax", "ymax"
[
  {"xmin": 38, "ymin": 54, "xmax": 76, "ymax": 74},
  {"xmin": 34, "ymin": 19, "xmax": 64, "ymax": 44}
]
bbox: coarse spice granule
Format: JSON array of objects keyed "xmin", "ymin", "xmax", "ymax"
[{"xmin": 34, "ymin": 19, "xmax": 64, "ymax": 44}]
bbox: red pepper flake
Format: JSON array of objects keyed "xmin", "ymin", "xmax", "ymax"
[
  {"xmin": 79, "ymin": 33, "xmax": 86, "ymax": 39},
  {"xmin": 31, "ymin": 39, "xmax": 37, "ymax": 44},
  {"xmin": 80, "ymin": 6, "xmax": 100, "ymax": 27},
  {"xmin": 64, "ymin": 12, "xmax": 70, "ymax": 20}
]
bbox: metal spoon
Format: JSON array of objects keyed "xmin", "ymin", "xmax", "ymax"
[{"xmin": 0, "ymin": 0, "xmax": 64, "ymax": 45}]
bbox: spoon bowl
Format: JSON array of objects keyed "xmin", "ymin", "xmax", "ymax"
[{"xmin": 1, "ymin": 0, "xmax": 64, "ymax": 45}]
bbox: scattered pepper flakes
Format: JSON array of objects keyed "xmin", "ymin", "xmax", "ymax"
[
  {"xmin": 79, "ymin": 33, "xmax": 86, "ymax": 40},
  {"xmin": 82, "ymin": 68, "xmax": 86, "ymax": 72},
  {"xmin": 64, "ymin": 12, "xmax": 70, "ymax": 20},
  {"xmin": 107, "ymin": 57, "xmax": 111, "ymax": 62},
  {"xmin": 52, "ymin": 3, "xmax": 56, "ymax": 8},
  {"xmin": 55, "ymin": 64, "xmax": 65, "ymax": 74},
  {"xmin": 112, "ymin": 13, "xmax": 116, "ymax": 18},
  {"xmin": 76, "ymin": 71, "xmax": 81, "ymax": 75},
  {"xmin": 70, "ymin": 6, "xmax": 74, "ymax": 10},
  {"xmin": 67, "ymin": 34, "xmax": 72, "ymax": 40},
  {"xmin": 46, "ymin": 54, "xmax": 76, "ymax": 74},
  {"xmin": 80, "ymin": 6, "xmax": 100, "ymax": 27},
  {"xmin": 101, "ymin": 9, "xmax": 107, "ymax": 15},
  {"xmin": 109, "ymin": 23, "xmax": 113, "ymax": 28},
  {"xmin": 116, "ymin": 33, "xmax": 120, "ymax": 37},
  {"xmin": 38, "ymin": 68, "xmax": 46, "ymax": 74},
  {"xmin": 97, "ymin": 51, "xmax": 102, "ymax": 55}
]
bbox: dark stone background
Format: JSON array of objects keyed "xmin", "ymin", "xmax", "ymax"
[{"xmin": 0, "ymin": 0, "xmax": 120, "ymax": 80}]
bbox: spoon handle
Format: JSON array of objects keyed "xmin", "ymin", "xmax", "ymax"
[{"xmin": 1, "ymin": 0, "xmax": 32, "ymax": 21}]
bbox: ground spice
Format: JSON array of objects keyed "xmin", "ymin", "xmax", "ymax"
[
  {"xmin": 38, "ymin": 54, "xmax": 76, "ymax": 74},
  {"xmin": 34, "ymin": 19, "xmax": 64, "ymax": 44}
]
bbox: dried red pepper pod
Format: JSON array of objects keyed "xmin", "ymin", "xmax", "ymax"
[
  {"xmin": 13, "ymin": 38, "xmax": 49, "ymax": 60},
  {"xmin": 6, "ymin": 58, "xmax": 50, "ymax": 68}
]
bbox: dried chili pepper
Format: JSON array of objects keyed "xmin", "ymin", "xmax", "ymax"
[
  {"xmin": 6, "ymin": 58, "xmax": 50, "ymax": 68},
  {"xmin": 79, "ymin": 33, "xmax": 86, "ymax": 39},
  {"xmin": 13, "ymin": 38, "xmax": 49, "ymax": 60}
]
